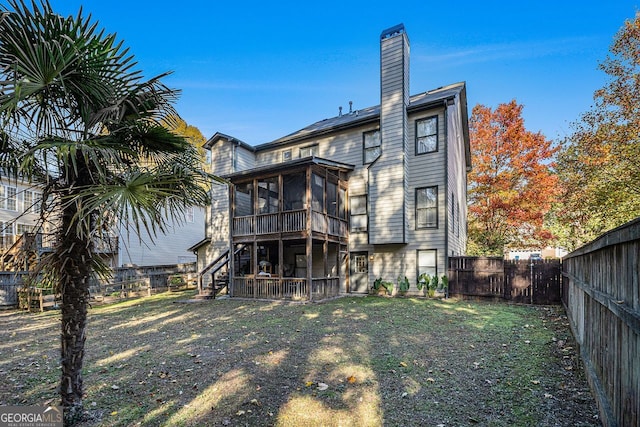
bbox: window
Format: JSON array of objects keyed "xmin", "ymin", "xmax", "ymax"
[
  {"xmin": 456, "ymin": 205, "xmax": 461, "ymax": 237},
  {"xmin": 16, "ymin": 223, "xmax": 35, "ymax": 235},
  {"xmin": 353, "ymin": 254, "xmax": 368, "ymax": 273},
  {"xmin": 282, "ymin": 149, "xmax": 292, "ymax": 162},
  {"xmin": 417, "ymin": 249, "xmax": 437, "ymax": 279},
  {"xmin": 450, "ymin": 192, "xmax": 455, "ymax": 233},
  {"xmin": 299, "ymin": 145, "xmax": 318, "ymax": 158},
  {"xmin": 24, "ymin": 190, "xmax": 41, "ymax": 214},
  {"xmin": 416, "ymin": 186, "xmax": 438, "ymax": 229},
  {"xmin": 185, "ymin": 207, "xmax": 195, "ymax": 223},
  {"xmin": 416, "ymin": 116, "xmax": 438, "ymax": 154},
  {"xmin": 363, "ymin": 130, "xmax": 381, "ymax": 164},
  {"xmin": 350, "ymin": 195, "xmax": 367, "ymax": 232},
  {"xmin": 1, "ymin": 186, "xmax": 17, "ymax": 211},
  {"xmin": 0, "ymin": 222, "xmax": 13, "ymax": 247}
]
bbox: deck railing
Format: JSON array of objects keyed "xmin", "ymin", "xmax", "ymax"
[
  {"xmin": 232, "ymin": 276, "xmax": 340, "ymax": 301},
  {"xmin": 233, "ymin": 210, "xmax": 347, "ymax": 238},
  {"xmin": 282, "ymin": 210, "xmax": 306, "ymax": 232}
]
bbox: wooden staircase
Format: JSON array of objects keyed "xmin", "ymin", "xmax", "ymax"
[
  {"xmin": 1, "ymin": 233, "xmax": 40, "ymax": 272},
  {"xmin": 195, "ymin": 250, "xmax": 230, "ymax": 300},
  {"xmin": 195, "ymin": 245, "xmax": 246, "ymax": 300}
]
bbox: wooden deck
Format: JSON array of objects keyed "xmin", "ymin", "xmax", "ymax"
[{"xmin": 232, "ymin": 276, "xmax": 340, "ymax": 301}]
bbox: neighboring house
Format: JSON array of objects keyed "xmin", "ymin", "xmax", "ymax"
[
  {"xmin": 507, "ymin": 247, "xmax": 568, "ymax": 261},
  {"xmin": 117, "ymin": 206, "xmax": 203, "ymax": 267},
  {"xmin": 192, "ymin": 24, "xmax": 471, "ymax": 299},
  {"xmin": 0, "ymin": 176, "xmax": 120, "ymax": 272},
  {"xmin": 0, "ymin": 177, "xmax": 49, "ymax": 271},
  {"xmin": 0, "ymin": 173, "xmax": 202, "ymax": 271}
]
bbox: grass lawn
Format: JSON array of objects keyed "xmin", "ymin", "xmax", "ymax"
[{"xmin": 0, "ymin": 291, "xmax": 599, "ymax": 426}]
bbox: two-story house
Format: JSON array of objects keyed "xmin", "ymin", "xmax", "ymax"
[
  {"xmin": 192, "ymin": 24, "xmax": 471, "ymax": 300},
  {"xmin": 0, "ymin": 172, "xmax": 202, "ymax": 272},
  {"xmin": 0, "ymin": 177, "xmax": 121, "ymax": 272}
]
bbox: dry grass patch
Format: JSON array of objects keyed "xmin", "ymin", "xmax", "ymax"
[{"xmin": 0, "ymin": 291, "xmax": 600, "ymax": 426}]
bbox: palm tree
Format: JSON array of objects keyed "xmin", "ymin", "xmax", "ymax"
[{"xmin": 0, "ymin": 1, "xmax": 211, "ymax": 423}]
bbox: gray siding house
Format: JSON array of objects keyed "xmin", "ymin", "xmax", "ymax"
[{"xmin": 192, "ymin": 24, "xmax": 471, "ymax": 299}]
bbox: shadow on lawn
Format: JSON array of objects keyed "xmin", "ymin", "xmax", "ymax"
[{"xmin": 0, "ymin": 292, "xmax": 597, "ymax": 426}]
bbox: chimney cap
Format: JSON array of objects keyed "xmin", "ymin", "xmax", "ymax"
[{"xmin": 381, "ymin": 23, "xmax": 405, "ymax": 40}]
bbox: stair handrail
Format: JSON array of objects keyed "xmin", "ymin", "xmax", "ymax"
[{"xmin": 197, "ymin": 244, "xmax": 247, "ymax": 294}]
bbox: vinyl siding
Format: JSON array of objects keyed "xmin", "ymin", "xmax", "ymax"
[
  {"xmin": 370, "ymin": 29, "xmax": 409, "ymax": 244},
  {"xmin": 211, "ymin": 140, "xmax": 234, "ymax": 176},
  {"xmin": 236, "ymin": 146, "xmax": 256, "ymax": 171},
  {"xmin": 210, "ymin": 139, "xmax": 256, "ymax": 177},
  {"xmin": 407, "ymin": 108, "xmax": 448, "ymax": 278},
  {"xmin": 194, "ymin": 182, "xmax": 231, "ymax": 287},
  {"xmin": 118, "ymin": 207, "xmax": 204, "ymax": 266},
  {"xmin": 446, "ymin": 100, "xmax": 469, "ymax": 256}
]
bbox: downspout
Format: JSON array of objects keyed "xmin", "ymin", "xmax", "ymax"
[{"xmin": 443, "ymin": 98, "xmax": 450, "ymax": 294}]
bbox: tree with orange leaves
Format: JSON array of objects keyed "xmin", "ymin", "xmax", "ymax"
[
  {"xmin": 468, "ymin": 100, "xmax": 560, "ymax": 256},
  {"xmin": 552, "ymin": 11, "xmax": 640, "ymax": 250}
]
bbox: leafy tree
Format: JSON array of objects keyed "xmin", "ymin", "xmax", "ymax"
[
  {"xmin": 468, "ymin": 100, "xmax": 559, "ymax": 256},
  {"xmin": 553, "ymin": 11, "xmax": 640, "ymax": 250},
  {"xmin": 0, "ymin": 1, "xmax": 211, "ymax": 423},
  {"xmin": 163, "ymin": 116, "xmax": 209, "ymax": 171}
]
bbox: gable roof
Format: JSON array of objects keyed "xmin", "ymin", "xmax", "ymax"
[
  {"xmin": 254, "ymin": 82, "xmax": 469, "ymax": 150},
  {"xmin": 203, "ymin": 132, "xmax": 254, "ymax": 151}
]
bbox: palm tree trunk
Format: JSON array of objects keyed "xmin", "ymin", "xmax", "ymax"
[
  {"xmin": 59, "ymin": 157, "xmax": 95, "ymax": 424},
  {"xmin": 59, "ymin": 219, "xmax": 93, "ymax": 424}
]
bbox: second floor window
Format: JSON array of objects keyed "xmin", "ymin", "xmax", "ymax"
[
  {"xmin": 363, "ymin": 130, "xmax": 381, "ymax": 164},
  {"xmin": 416, "ymin": 116, "xmax": 438, "ymax": 154},
  {"xmin": 350, "ymin": 195, "xmax": 368, "ymax": 232},
  {"xmin": 300, "ymin": 145, "xmax": 318, "ymax": 158},
  {"xmin": 416, "ymin": 186, "xmax": 438, "ymax": 229},
  {"xmin": 185, "ymin": 206, "xmax": 195, "ymax": 223},
  {"xmin": 24, "ymin": 190, "xmax": 41, "ymax": 214},
  {"xmin": 0, "ymin": 186, "xmax": 17, "ymax": 211}
]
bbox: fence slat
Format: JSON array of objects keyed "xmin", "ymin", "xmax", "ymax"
[
  {"xmin": 562, "ymin": 217, "xmax": 640, "ymax": 427},
  {"xmin": 448, "ymin": 257, "xmax": 562, "ymax": 305}
]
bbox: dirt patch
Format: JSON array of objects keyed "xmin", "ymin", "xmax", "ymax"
[{"xmin": 0, "ymin": 292, "xmax": 600, "ymax": 426}]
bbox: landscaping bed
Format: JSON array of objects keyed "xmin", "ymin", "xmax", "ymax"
[{"xmin": 0, "ymin": 291, "xmax": 600, "ymax": 426}]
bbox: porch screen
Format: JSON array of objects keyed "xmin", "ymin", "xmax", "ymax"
[
  {"xmin": 258, "ymin": 178, "xmax": 278, "ymax": 214},
  {"xmin": 338, "ymin": 188, "xmax": 347, "ymax": 219},
  {"xmin": 312, "ymin": 174, "xmax": 325, "ymax": 212},
  {"xmin": 327, "ymin": 181, "xmax": 337, "ymax": 217},
  {"xmin": 283, "ymin": 173, "xmax": 305, "ymax": 211},
  {"xmin": 235, "ymin": 183, "xmax": 254, "ymax": 216}
]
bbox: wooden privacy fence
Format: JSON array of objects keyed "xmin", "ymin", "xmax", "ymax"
[
  {"xmin": 562, "ymin": 217, "xmax": 640, "ymax": 427},
  {"xmin": 448, "ymin": 257, "xmax": 562, "ymax": 305}
]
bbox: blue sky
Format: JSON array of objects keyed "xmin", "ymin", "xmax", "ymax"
[{"xmin": 50, "ymin": 1, "xmax": 639, "ymax": 145}]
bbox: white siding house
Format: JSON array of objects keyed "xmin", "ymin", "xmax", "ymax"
[
  {"xmin": 195, "ymin": 24, "xmax": 471, "ymax": 298},
  {"xmin": 117, "ymin": 206, "xmax": 204, "ymax": 267}
]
